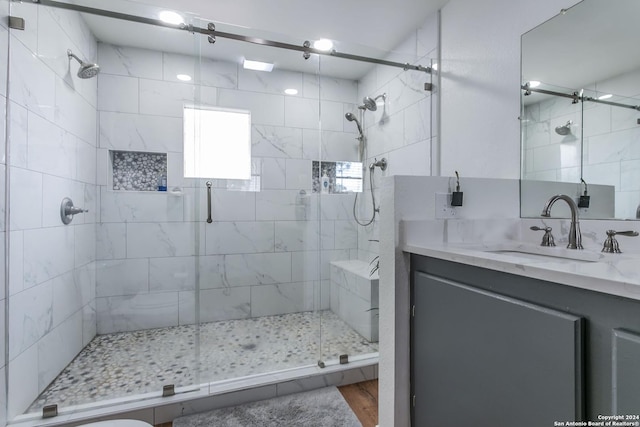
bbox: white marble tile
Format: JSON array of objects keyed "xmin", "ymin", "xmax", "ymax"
[
  {"xmin": 365, "ymin": 110, "xmax": 405, "ymax": 158},
  {"xmin": 612, "ymin": 102, "xmax": 640, "ymax": 132},
  {"xmin": 620, "ymin": 159, "xmax": 640, "ymax": 191},
  {"xmin": 218, "ymin": 88, "xmax": 285, "ymax": 126},
  {"xmin": 38, "ymin": 310, "xmax": 83, "ymax": 393},
  {"xmin": 285, "ymin": 159, "xmax": 312, "ymax": 190},
  {"xmin": 251, "ymin": 282, "xmax": 308, "ymax": 317},
  {"xmin": 0, "ymin": 302, "xmax": 4, "ymax": 368},
  {"xmin": 252, "ymin": 125, "xmax": 303, "ymax": 158},
  {"xmin": 256, "ymin": 190, "xmax": 319, "ymax": 221},
  {"xmin": 387, "ymin": 141, "xmax": 431, "ymax": 176},
  {"xmin": 54, "ymin": 77, "xmax": 97, "ymax": 145},
  {"xmin": 98, "ymin": 44, "xmax": 163, "ymax": 79},
  {"xmin": 7, "ymin": 2, "xmax": 37, "ymax": 53},
  {"xmin": 417, "ymin": 13, "xmax": 439, "ymax": 59},
  {"xmin": 46, "ymin": 7, "xmax": 96, "ymax": 64},
  {"xmin": 205, "ymin": 221, "xmax": 275, "ymax": 255},
  {"xmin": 9, "ymin": 231, "xmax": 24, "ymax": 296},
  {"xmin": 96, "ymin": 292, "xmax": 179, "ymax": 334},
  {"xmin": 139, "ymin": 78, "xmax": 199, "ymax": 118},
  {"xmin": 77, "ymin": 139, "xmax": 97, "ymax": 184},
  {"xmin": 100, "ymin": 188, "xmax": 185, "ymax": 223},
  {"xmin": 82, "ymin": 300, "xmax": 97, "ymax": 347},
  {"xmin": 291, "ymin": 249, "xmax": 351, "ymax": 282},
  {"xmin": 8, "ymin": 101, "xmax": 28, "ymax": 168},
  {"xmin": 583, "ymin": 161, "xmax": 621, "ymax": 189},
  {"xmin": 126, "ymin": 222, "xmax": 199, "ymax": 258},
  {"xmin": 284, "ymin": 98, "xmax": 343, "ymax": 132},
  {"xmin": 319, "ymin": 194, "xmax": 355, "ymax": 221},
  {"xmin": 238, "ymin": 68, "xmax": 303, "ymax": 96},
  {"xmin": 75, "ymin": 262, "xmax": 96, "ymax": 308},
  {"xmin": 403, "ymin": 97, "xmax": 431, "ymax": 145},
  {"xmin": 274, "ymin": 221, "xmax": 321, "ymax": 252},
  {"xmin": 334, "ymin": 220, "xmax": 358, "ymax": 249},
  {"xmin": 149, "ymin": 256, "xmax": 196, "ymax": 292},
  {"xmin": 199, "ymin": 253, "xmax": 292, "ymax": 289},
  {"xmin": 99, "ymin": 111, "xmax": 183, "ymax": 152},
  {"xmin": 261, "ymin": 157, "xmax": 286, "ymax": 189},
  {"xmin": 9, "ymin": 280, "xmax": 53, "ymax": 360},
  {"xmin": 97, "ymin": 74, "xmax": 139, "ymax": 114},
  {"xmin": 207, "ymin": 189, "xmax": 256, "ymax": 222},
  {"xmin": 164, "ymin": 52, "xmax": 238, "ymax": 88},
  {"xmin": 302, "ymin": 74, "xmax": 358, "ymax": 103},
  {"xmin": 27, "ymin": 111, "xmax": 76, "ymax": 179},
  {"xmin": 96, "ymin": 258, "xmax": 149, "ymax": 297},
  {"xmin": 587, "ymin": 128, "xmax": 640, "ymax": 164},
  {"xmin": 83, "ymin": 183, "xmax": 98, "ymax": 224},
  {"xmin": 302, "ymin": 129, "xmax": 359, "ymax": 163},
  {"xmin": 74, "ymin": 223, "xmax": 96, "ymax": 268},
  {"xmin": 9, "ymin": 39, "xmax": 56, "ymax": 121},
  {"xmin": 96, "ymin": 223, "xmax": 126, "ymax": 260},
  {"xmin": 37, "ymin": 8, "xmax": 79, "ymax": 80},
  {"xmin": 178, "ymin": 287, "xmax": 251, "ymax": 324},
  {"xmin": 23, "ymin": 226, "xmax": 75, "ymax": 288},
  {"xmin": 8, "ymin": 344, "xmax": 38, "ymax": 418},
  {"xmin": 0, "ymin": 27, "xmax": 4, "ymax": 100},
  {"xmin": 582, "ymin": 103, "xmax": 611, "ymax": 137}
]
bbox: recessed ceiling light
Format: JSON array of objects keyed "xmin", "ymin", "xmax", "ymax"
[
  {"xmin": 176, "ymin": 74, "xmax": 192, "ymax": 82},
  {"xmin": 597, "ymin": 93, "xmax": 612, "ymax": 100},
  {"xmin": 159, "ymin": 10, "xmax": 184, "ymax": 25},
  {"xmin": 243, "ymin": 59, "xmax": 274, "ymax": 72},
  {"xmin": 528, "ymin": 80, "xmax": 541, "ymax": 88},
  {"xmin": 313, "ymin": 39, "xmax": 333, "ymax": 51},
  {"xmin": 284, "ymin": 88, "xmax": 298, "ymax": 95}
]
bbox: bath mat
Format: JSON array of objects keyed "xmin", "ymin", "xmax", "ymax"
[{"xmin": 173, "ymin": 386, "xmax": 362, "ymax": 427}]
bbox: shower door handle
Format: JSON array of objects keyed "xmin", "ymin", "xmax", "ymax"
[{"xmin": 206, "ymin": 181, "xmax": 213, "ymax": 223}]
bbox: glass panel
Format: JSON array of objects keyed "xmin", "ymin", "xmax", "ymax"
[
  {"xmin": 5, "ymin": 0, "xmax": 202, "ymax": 419},
  {"xmin": 0, "ymin": 0, "xmax": 8, "ymax": 423}
]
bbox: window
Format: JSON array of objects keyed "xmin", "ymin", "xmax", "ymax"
[{"xmin": 183, "ymin": 105, "xmax": 251, "ymax": 179}]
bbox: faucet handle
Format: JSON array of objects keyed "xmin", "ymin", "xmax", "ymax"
[
  {"xmin": 530, "ymin": 226, "xmax": 555, "ymax": 247},
  {"xmin": 602, "ymin": 230, "xmax": 639, "ymax": 253}
]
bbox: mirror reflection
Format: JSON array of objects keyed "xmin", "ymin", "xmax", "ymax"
[{"xmin": 521, "ymin": 0, "xmax": 640, "ymax": 219}]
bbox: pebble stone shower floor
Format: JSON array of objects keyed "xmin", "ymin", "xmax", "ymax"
[{"xmin": 26, "ymin": 311, "xmax": 378, "ymax": 413}]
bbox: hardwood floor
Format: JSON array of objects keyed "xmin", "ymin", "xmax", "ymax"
[
  {"xmin": 338, "ymin": 379, "xmax": 379, "ymax": 427},
  {"xmin": 154, "ymin": 379, "xmax": 379, "ymax": 427}
]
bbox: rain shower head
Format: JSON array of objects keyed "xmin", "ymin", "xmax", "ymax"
[
  {"xmin": 555, "ymin": 120, "xmax": 573, "ymax": 136},
  {"xmin": 67, "ymin": 49, "xmax": 100, "ymax": 79},
  {"xmin": 345, "ymin": 112, "xmax": 364, "ymax": 136},
  {"xmin": 358, "ymin": 93, "xmax": 386, "ymax": 112}
]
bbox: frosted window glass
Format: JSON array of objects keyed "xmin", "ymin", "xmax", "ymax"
[{"xmin": 183, "ymin": 105, "xmax": 251, "ymax": 179}]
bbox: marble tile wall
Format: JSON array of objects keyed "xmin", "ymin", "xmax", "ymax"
[
  {"xmin": 523, "ymin": 67, "xmax": 640, "ymax": 218},
  {"xmin": 95, "ymin": 43, "xmax": 361, "ymax": 334},
  {"xmin": 352, "ymin": 16, "xmax": 438, "ymax": 265},
  {"xmin": 0, "ymin": 0, "xmax": 8, "ymax": 424},
  {"xmin": 5, "ymin": 2, "xmax": 98, "ymax": 418}
]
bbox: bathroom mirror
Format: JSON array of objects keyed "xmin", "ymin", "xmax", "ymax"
[{"xmin": 520, "ymin": 0, "xmax": 640, "ymax": 220}]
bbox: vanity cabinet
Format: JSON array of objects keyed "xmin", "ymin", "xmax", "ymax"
[{"xmin": 410, "ymin": 255, "xmax": 640, "ymax": 426}]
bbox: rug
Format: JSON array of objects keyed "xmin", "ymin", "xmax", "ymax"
[{"xmin": 173, "ymin": 386, "xmax": 362, "ymax": 427}]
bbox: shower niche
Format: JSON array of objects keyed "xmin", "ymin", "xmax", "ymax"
[{"xmin": 110, "ymin": 150, "xmax": 168, "ymax": 191}]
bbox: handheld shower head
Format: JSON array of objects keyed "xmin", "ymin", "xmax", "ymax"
[
  {"xmin": 67, "ymin": 49, "xmax": 100, "ymax": 79},
  {"xmin": 345, "ymin": 112, "xmax": 364, "ymax": 136}
]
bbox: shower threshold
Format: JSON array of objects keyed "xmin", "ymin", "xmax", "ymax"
[{"xmin": 20, "ymin": 310, "xmax": 378, "ymax": 420}]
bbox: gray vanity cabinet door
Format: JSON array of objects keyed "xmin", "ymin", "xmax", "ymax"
[
  {"xmin": 613, "ymin": 329, "xmax": 640, "ymax": 414},
  {"xmin": 412, "ymin": 272, "xmax": 584, "ymax": 427}
]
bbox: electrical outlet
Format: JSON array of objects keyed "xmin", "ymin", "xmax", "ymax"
[{"xmin": 435, "ymin": 192, "xmax": 457, "ymax": 218}]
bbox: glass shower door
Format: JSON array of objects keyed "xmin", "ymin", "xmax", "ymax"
[{"xmin": 5, "ymin": 0, "xmax": 204, "ymax": 419}]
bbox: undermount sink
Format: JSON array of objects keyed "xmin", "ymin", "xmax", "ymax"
[{"xmin": 481, "ymin": 243, "xmax": 604, "ymax": 263}]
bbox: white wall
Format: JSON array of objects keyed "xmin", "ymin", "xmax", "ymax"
[
  {"xmin": 5, "ymin": 2, "xmax": 98, "ymax": 418},
  {"xmin": 439, "ymin": 0, "xmax": 581, "ymax": 179}
]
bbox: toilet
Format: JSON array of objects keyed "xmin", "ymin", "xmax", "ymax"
[{"xmin": 78, "ymin": 420, "xmax": 152, "ymax": 427}]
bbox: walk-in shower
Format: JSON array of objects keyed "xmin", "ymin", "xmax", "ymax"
[{"xmin": 2, "ymin": 0, "xmax": 433, "ymax": 424}]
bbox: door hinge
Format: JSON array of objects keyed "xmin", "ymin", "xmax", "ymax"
[
  {"xmin": 412, "ymin": 305, "xmax": 415, "ymax": 317},
  {"xmin": 412, "ymin": 395, "xmax": 416, "ymax": 407},
  {"xmin": 9, "ymin": 16, "xmax": 25, "ymax": 30}
]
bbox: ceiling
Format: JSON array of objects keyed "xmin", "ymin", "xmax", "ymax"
[{"xmin": 75, "ymin": 0, "xmax": 449, "ymax": 80}]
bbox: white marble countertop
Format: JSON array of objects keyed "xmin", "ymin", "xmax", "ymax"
[{"xmin": 403, "ymin": 240, "xmax": 640, "ymax": 302}]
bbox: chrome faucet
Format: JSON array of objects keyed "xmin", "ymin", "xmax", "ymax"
[{"xmin": 540, "ymin": 194, "xmax": 583, "ymax": 249}]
